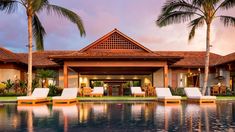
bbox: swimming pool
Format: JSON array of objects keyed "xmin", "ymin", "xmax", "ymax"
[{"xmin": 0, "ymin": 101, "xmax": 235, "ymax": 131}]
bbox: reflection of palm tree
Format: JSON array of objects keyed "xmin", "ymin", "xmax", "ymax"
[
  {"xmin": 0, "ymin": 0, "xmax": 85, "ymax": 95},
  {"xmin": 157, "ymin": 0, "xmax": 235, "ymax": 95}
]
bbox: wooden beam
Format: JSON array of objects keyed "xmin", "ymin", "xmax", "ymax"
[
  {"xmin": 65, "ymin": 61, "xmax": 166, "ymax": 67},
  {"xmin": 64, "ymin": 64, "xmax": 68, "ymax": 88},
  {"xmin": 78, "ymin": 72, "xmax": 80, "ymax": 88},
  {"xmin": 164, "ymin": 65, "xmax": 168, "ymax": 87}
]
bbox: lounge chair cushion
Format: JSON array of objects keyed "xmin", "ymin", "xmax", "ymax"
[
  {"xmin": 61, "ymin": 88, "xmax": 78, "ymax": 98},
  {"xmin": 189, "ymin": 96, "xmax": 216, "ymax": 100},
  {"xmin": 17, "ymin": 88, "xmax": 49, "ymax": 100},
  {"xmin": 91, "ymin": 87, "xmax": 104, "ymax": 94},
  {"xmin": 17, "ymin": 96, "xmax": 46, "ymax": 100},
  {"xmin": 52, "ymin": 88, "xmax": 78, "ymax": 100},
  {"xmin": 52, "ymin": 96, "xmax": 76, "ymax": 100},
  {"xmin": 31, "ymin": 88, "xmax": 50, "ymax": 98},
  {"xmin": 184, "ymin": 87, "xmax": 216, "ymax": 99},
  {"xmin": 184, "ymin": 87, "xmax": 202, "ymax": 97},
  {"xmin": 131, "ymin": 87, "xmax": 145, "ymax": 94},
  {"xmin": 155, "ymin": 88, "xmax": 172, "ymax": 97},
  {"xmin": 158, "ymin": 96, "xmax": 182, "ymax": 100}
]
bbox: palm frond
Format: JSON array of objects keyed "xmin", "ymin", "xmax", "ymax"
[
  {"xmin": 188, "ymin": 16, "xmax": 205, "ymax": 40},
  {"xmin": 31, "ymin": 0, "xmax": 49, "ymax": 13},
  {"xmin": 32, "ymin": 14, "xmax": 46, "ymax": 51},
  {"xmin": 218, "ymin": 0, "xmax": 235, "ymax": 9},
  {"xmin": 0, "ymin": 0, "xmax": 18, "ymax": 14},
  {"xmin": 192, "ymin": 0, "xmax": 204, "ymax": 7},
  {"xmin": 193, "ymin": 0, "xmax": 220, "ymax": 7},
  {"xmin": 162, "ymin": 0, "xmax": 198, "ymax": 14},
  {"xmin": 44, "ymin": 4, "xmax": 85, "ymax": 36},
  {"xmin": 219, "ymin": 15, "xmax": 235, "ymax": 26},
  {"xmin": 157, "ymin": 11, "xmax": 195, "ymax": 27}
]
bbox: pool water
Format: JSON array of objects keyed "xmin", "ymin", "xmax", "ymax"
[{"xmin": 0, "ymin": 101, "xmax": 235, "ymax": 132}]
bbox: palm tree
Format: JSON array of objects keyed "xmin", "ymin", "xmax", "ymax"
[
  {"xmin": 0, "ymin": 0, "xmax": 85, "ymax": 95},
  {"xmin": 156, "ymin": 0, "xmax": 235, "ymax": 95}
]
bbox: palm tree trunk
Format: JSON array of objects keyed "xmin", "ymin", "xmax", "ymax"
[
  {"xmin": 27, "ymin": 6, "xmax": 33, "ymax": 96},
  {"xmin": 202, "ymin": 23, "xmax": 211, "ymax": 95}
]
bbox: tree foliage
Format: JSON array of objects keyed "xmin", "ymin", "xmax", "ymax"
[
  {"xmin": 0, "ymin": 0, "xmax": 86, "ymax": 50},
  {"xmin": 157, "ymin": 0, "xmax": 235, "ymax": 95}
]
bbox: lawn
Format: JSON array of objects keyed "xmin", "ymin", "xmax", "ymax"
[
  {"xmin": 0, "ymin": 97, "xmax": 17, "ymax": 101},
  {"xmin": 77, "ymin": 96, "xmax": 157, "ymax": 101},
  {"xmin": 0, "ymin": 96, "xmax": 235, "ymax": 102}
]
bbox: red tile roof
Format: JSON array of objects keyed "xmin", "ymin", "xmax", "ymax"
[
  {"xmin": 1, "ymin": 47, "xmax": 234, "ymax": 68},
  {"xmin": 155, "ymin": 51, "xmax": 222, "ymax": 67},
  {"xmin": 80, "ymin": 29, "xmax": 153, "ymax": 53},
  {"xmin": 49, "ymin": 51, "xmax": 177, "ymax": 59},
  {"xmin": 18, "ymin": 51, "xmax": 76, "ymax": 67},
  {"xmin": 216, "ymin": 52, "xmax": 235, "ymax": 65},
  {"xmin": 0, "ymin": 47, "xmax": 20, "ymax": 62}
]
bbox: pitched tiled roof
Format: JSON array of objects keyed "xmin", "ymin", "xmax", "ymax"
[
  {"xmin": 80, "ymin": 29, "xmax": 153, "ymax": 53},
  {"xmin": 216, "ymin": 52, "xmax": 235, "ymax": 65},
  {"xmin": 155, "ymin": 51, "xmax": 222, "ymax": 67},
  {"xmin": 2, "ymin": 47, "xmax": 235, "ymax": 68},
  {"xmin": 17, "ymin": 51, "xmax": 75, "ymax": 67},
  {"xmin": 49, "ymin": 51, "xmax": 179, "ymax": 59},
  {"xmin": 0, "ymin": 47, "xmax": 20, "ymax": 62}
]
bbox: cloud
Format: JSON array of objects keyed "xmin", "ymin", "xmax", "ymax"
[{"xmin": 0, "ymin": 0, "xmax": 235, "ymax": 55}]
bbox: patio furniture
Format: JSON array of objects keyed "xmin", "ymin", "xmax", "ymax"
[
  {"xmin": 220, "ymin": 86, "xmax": 227, "ymax": 95},
  {"xmin": 155, "ymin": 88, "xmax": 181, "ymax": 104},
  {"xmin": 211, "ymin": 85, "xmax": 220, "ymax": 95},
  {"xmin": 52, "ymin": 88, "xmax": 78, "ymax": 104},
  {"xmin": 17, "ymin": 88, "xmax": 49, "ymax": 105},
  {"xmin": 184, "ymin": 87, "xmax": 216, "ymax": 104},
  {"xmin": 82, "ymin": 87, "xmax": 92, "ymax": 96},
  {"xmin": 130, "ymin": 87, "xmax": 145, "ymax": 97},
  {"xmin": 90, "ymin": 87, "xmax": 104, "ymax": 97}
]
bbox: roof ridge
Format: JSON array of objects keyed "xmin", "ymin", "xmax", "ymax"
[{"xmin": 80, "ymin": 28, "xmax": 153, "ymax": 53}]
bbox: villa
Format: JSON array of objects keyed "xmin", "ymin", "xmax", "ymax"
[{"xmin": 0, "ymin": 29, "xmax": 235, "ymax": 95}]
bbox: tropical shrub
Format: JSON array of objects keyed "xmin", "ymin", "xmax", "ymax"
[
  {"xmin": 19, "ymin": 80, "xmax": 27, "ymax": 94},
  {"xmin": 32, "ymin": 79, "xmax": 39, "ymax": 90},
  {"xmin": 48, "ymin": 84, "xmax": 63, "ymax": 96},
  {"xmin": 172, "ymin": 87, "xmax": 186, "ymax": 96},
  {"xmin": 3, "ymin": 79, "xmax": 14, "ymax": 92},
  {"xmin": 13, "ymin": 80, "xmax": 27, "ymax": 94},
  {"xmin": 36, "ymin": 69, "xmax": 57, "ymax": 87},
  {"xmin": 0, "ymin": 83, "xmax": 6, "ymax": 94},
  {"xmin": 0, "ymin": 92, "xmax": 26, "ymax": 96}
]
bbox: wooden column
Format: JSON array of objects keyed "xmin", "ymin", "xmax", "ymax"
[
  {"xmin": 164, "ymin": 65, "xmax": 169, "ymax": 87},
  {"xmin": 64, "ymin": 64, "xmax": 68, "ymax": 88},
  {"xmin": 77, "ymin": 72, "xmax": 80, "ymax": 88}
]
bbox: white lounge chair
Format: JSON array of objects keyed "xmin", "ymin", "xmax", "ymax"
[
  {"xmin": 156, "ymin": 88, "xmax": 181, "ymax": 104},
  {"xmin": 130, "ymin": 87, "xmax": 145, "ymax": 97},
  {"xmin": 90, "ymin": 87, "xmax": 104, "ymax": 97},
  {"xmin": 52, "ymin": 88, "xmax": 78, "ymax": 104},
  {"xmin": 17, "ymin": 88, "xmax": 49, "ymax": 105},
  {"xmin": 184, "ymin": 87, "xmax": 216, "ymax": 104}
]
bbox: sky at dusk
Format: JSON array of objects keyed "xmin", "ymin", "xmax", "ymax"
[{"xmin": 0, "ymin": 0, "xmax": 235, "ymax": 55}]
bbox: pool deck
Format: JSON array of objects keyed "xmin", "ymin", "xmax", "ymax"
[{"xmin": 0, "ymin": 96, "xmax": 235, "ymax": 103}]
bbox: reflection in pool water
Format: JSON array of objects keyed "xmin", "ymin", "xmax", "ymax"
[{"xmin": 0, "ymin": 102, "xmax": 235, "ymax": 131}]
